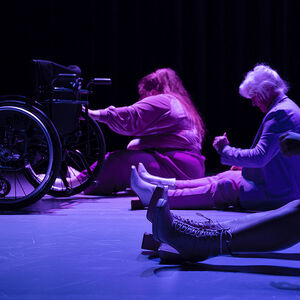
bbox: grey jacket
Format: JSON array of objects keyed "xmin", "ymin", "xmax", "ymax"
[{"xmin": 221, "ymin": 96, "xmax": 300, "ymax": 210}]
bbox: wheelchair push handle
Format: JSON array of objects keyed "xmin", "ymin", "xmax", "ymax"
[{"xmin": 87, "ymin": 78, "xmax": 112, "ymax": 89}]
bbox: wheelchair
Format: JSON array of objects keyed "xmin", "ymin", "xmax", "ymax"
[{"xmin": 0, "ymin": 59, "xmax": 110, "ymax": 209}]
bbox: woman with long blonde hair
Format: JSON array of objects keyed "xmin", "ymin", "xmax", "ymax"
[{"xmin": 81, "ymin": 68, "xmax": 206, "ymax": 195}]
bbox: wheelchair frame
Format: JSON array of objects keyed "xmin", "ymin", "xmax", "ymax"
[{"xmin": 0, "ymin": 59, "xmax": 111, "ymax": 209}]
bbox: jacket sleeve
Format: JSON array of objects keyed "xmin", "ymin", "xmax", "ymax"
[
  {"xmin": 96, "ymin": 95, "xmax": 171, "ymax": 136},
  {"xmin": 220, "ymin": 109, "xmax": 294, "ymax": 168}
]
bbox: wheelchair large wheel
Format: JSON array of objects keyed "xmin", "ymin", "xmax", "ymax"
[
  {"xmin": 0, "ymin": 101, "xmax": 62, "ymax": 209},
  {"xmin": 45, "ymin": 114, "xmax": 106, "ymax": 197}
]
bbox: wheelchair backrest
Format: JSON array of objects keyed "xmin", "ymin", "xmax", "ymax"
[
  {"xmin": 32, "ymin": 59, "xmax": 83, "ymax": 136},
  {"xmin": 32, "ymin": 59, "xmax": 82, "ymax": 101}
]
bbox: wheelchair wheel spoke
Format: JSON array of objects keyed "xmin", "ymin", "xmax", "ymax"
[
  {"xmin": 67, "ymin": 153, "xmax": 83, "ymax": 172},
  {"xmin": 16, "ymin": 173, "xmax": 26, "ymax": 196}
]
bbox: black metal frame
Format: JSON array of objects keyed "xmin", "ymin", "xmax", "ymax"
[{"xmin": 0, "ymin": 59, "xmax": 111, "ymax": 209}]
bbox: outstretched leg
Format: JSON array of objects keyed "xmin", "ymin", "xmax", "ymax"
[
  {"xmin": 227, "ymin": 199, "xmax": 300, "ymax": 252},
  {"xmin": 138, "ymin": 163, "xmax": 176, "ymax": 187},
  {"xmin": 132, "ymin": 166, "xmax": 241, "ymax": 209},
  {"xmin": 151, "ymin": 194, "xmax": 300, "ymax": 261}
]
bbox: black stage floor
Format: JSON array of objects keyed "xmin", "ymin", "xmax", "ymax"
[{"xmin": 1, "ymin": 194, "xmax": 300, "ymax": 299}]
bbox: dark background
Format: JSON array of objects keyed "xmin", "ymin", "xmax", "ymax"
[{"xmin": 1, "ymin": 0, "xmax": 300, "ymax": 172}]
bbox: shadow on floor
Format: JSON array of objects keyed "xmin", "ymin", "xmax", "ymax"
[
  {"xmin": 152, "ymin": 261, "xmax": 300, "ymax": 277},
  {"xmin": 141, "ymin": 251, "xmax": 300, "ymax": 277},
  {"xmin": 0, "ymin": 190, "xmax": 136, "ymax": 215},
  {"xmin": 231, "ymin": 252, "xmax": 300, "ymax": 261}
]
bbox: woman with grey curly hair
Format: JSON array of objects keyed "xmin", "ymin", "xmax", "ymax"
[
  {"xmin": 239, "ymin": 64, "xmax": 289, "ymax": 112},
  {"xmin": 141, "ymin": 132, "xmax": 300, "ymax": 263},
  {"xmin": 131, "ymin": 64, "xmax": 300, "ymax": 211}
]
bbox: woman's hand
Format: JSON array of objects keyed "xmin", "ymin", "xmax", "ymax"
[
  {"xmin": 82, "ymin": 106, "xmax": 101, "ymax": 120},
  {"xmin": 87, "ymin": 109, "xmax": 101, "ymax": 120},
  {"xmin": 213, "ymin": 132, "xmax": 230, "ymax": 153},
  {"xmin": 82, "ymin": 105, "xmax": 115, "ymax": 121}
]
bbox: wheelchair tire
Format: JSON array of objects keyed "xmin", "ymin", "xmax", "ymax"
[
  {"xmin": 45, "ymin": 114, "xmax": 106, "ymax": 197},
  {"xmin": 0, "ymin": 101, "xmax": 62, "ymax": 209}
]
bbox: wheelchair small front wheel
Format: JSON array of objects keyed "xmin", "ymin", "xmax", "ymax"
[{"xmin": 0, "ymin": 101, "xmax": 62, "ymax": 209}]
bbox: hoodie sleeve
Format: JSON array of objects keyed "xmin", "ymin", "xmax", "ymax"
[{"xmin": 96, "ymin": 95, "xmax": 172, "ymax": 136}]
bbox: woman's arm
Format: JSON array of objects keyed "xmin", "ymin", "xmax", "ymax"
[
  {"xmin": 220, "ymin": 109, "xmax": 295, "ymax": 168},
  {"xmin": 88, "ymin": 95, "xmax": 171, "ymax": 136}
]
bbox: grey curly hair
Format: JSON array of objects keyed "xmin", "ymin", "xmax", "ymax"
[{"xmin": 239, "ymin": 64, "xmax": 288, "ymax": 100}]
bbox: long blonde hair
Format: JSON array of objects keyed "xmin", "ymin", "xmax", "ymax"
[{"xmin": 138, "ymin": 68, "xmax": 206, "ymax": 141}]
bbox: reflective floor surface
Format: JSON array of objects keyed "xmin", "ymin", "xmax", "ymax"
[{"xmin": 0, "ymin": 194, "xmax": 300, "ymax": 300}]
